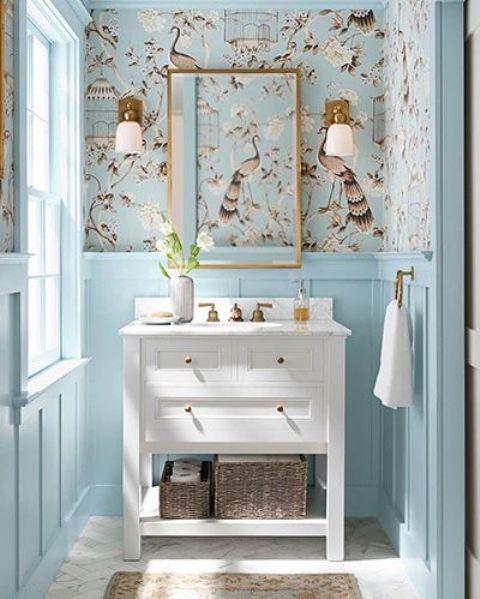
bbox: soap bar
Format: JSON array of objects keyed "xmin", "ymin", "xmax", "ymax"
[{"xmin": 151, "ymin": 310, "xmax": 174, "ymax": 318}]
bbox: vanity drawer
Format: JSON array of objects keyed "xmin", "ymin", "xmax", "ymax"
[
  {"xmin": 238, "ymin": 338, "xmax": 325, "ymax": 383},
  {"xmin": 143, "ymin": 338, "xmax": 233, "ymax": 383},
  {"xmin": 142, "ymin": 385, "xmax": 326, "ymax": 449}
]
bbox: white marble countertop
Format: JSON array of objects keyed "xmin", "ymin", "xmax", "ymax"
[{"xmin": 119, "ymin": 319, "xmax": 351, "ymax": 337}]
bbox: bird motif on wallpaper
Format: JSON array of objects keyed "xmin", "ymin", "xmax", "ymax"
[
  {"xmin": 347, "ymin": 10, "xmax": 376, "ymax": 35},
  {"xmin": 273, "ymin": 41, "xmax": 297, "ymax": 66},
  {"xmin": 317, "ymin": 128, "xmax": 374, "ymax": 233},
  {"xmin": 219, "ymin": 135, "xmax": 261, "ymax": 224},
  {"xmin": 168, "ymin": 26, "xmax": 200, "ymax": 69}
]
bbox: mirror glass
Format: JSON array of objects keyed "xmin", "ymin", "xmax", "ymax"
[{"xmin": 168, "ymin": 69, "xmax": 301, "ymax": 268}]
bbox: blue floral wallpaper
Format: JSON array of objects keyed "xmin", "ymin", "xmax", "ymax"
[
  {"xmin": 383, "ymin": 0, "xmax": 432, "ymax": 251},
  {"xmin": 194, "ymin": 71, "xmax": 298, "ymax": 248},
  {"xmin": 0, "ymin": 0, "xmax": 14, "ymax": 252},
  {"xmin": 85, "ymin": 8, "xmax": 386, "ymax": 253}
]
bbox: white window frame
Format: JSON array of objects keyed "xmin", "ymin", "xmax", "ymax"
[
  {"xmin": 26, "ymin": 20, "xmax": 62, "ymax": 375},
  {"xmin": 18, "ymin": 0, "xmax": 85, "ymax": 379}
]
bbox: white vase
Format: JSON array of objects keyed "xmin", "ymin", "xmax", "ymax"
[{"xmin": 169, "ymin": 275, "xmax": 194, "ymax": 323}]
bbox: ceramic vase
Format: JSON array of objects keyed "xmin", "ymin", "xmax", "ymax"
[{"xmin": 169, "ymin": 275, "xmax": 194, "ymax": 323}]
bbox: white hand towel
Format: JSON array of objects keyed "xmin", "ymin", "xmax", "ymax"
[{"xmin": 374, "ymin": 300, "xmax": 413, "ymax": 409}]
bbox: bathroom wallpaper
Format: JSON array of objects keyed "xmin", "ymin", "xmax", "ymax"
[
  {"xmin": 85, "ymin": 8, "xmax": 387, "ymax": 253},
  {"xmin": 0, "ymin": 0, "xmax": 14, "ymax": 252},
  {"xmin": 383, "ymin": 0, "xmax": 431, "ymax": 251}
]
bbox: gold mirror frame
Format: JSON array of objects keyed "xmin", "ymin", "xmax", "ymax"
[{"xmin": 167, "ymin": 68, "xmax": 302, "ymax": 269}]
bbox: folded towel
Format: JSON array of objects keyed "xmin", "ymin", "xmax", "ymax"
[
  {"xmin": 170, "ymin": 471, "xmax": 201, "ymax": 483},
  {"xmin": 374, "ymin": 300, "xmax": 413, "ymax": 409},
  {"xmin": 173, "ymin": 459, "xmax": 202, "ymax": 469}
]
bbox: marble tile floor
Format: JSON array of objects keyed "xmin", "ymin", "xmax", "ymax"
[{"xmin": 47, "ymin": 517, "xmax": 417, "ymax": 599}]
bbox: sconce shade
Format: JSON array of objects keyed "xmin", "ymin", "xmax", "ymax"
[
  {"xmin": 325, "ymin": 123, "xmax": 354, "ymax": 157},
  {"xmin": 115, "ymin": 120, "xmax": 143, "ymax": 153}
]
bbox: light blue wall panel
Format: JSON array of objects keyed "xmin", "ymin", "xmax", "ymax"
[
  {"xmin": 377, "ymin": 259, "xmax": 435, "ymax": 595},
  {"xmin": 41, "ymin": 397, "xmax": 61, "ymax": 553},
  {"xmin": 61, "ymin": 383, "xmax": 79, "ymax": 518},
  {"xmin": 18, "ymin": 411, "xmax": 41, "ymax": 587}
]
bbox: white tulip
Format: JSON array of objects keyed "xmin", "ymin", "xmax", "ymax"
[
  {"xmin": 155, "ymin": 239, "xmax": 169, "ymax": 254},
  {"xmin": 196, "ymin": 231, "xmax": 214, "ymax": 251},
  {"xmin": 159, "ymin": 219, "xmax": 175, "ymax": 236}
]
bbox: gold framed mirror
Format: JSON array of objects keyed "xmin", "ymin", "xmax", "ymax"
[{"xmin": 167, "ymin": 68, "xmax": 302, "ymax": 268}]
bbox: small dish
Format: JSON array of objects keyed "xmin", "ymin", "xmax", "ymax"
[{"xmin": 138, "ymin": 315, "xmax": 179, "ymax": 325}]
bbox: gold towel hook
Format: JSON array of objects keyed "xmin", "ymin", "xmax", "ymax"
[{"xmin": 395, "ymin": 267, "xmax": 414, "ymax": 308}]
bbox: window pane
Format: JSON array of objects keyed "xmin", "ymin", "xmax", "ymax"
[
  {"xmin": 45, "ymin": 277, "xmax": 60, "ymax": 352},
  {"xmin": 45, "ymin": 202, "xmax": 60, "ymax": 274},
  {"xmin": 31, "ymin": 34, "xmax": 49, "ymax": 120},
  {"xmin": 28, "ymin": 198, "xmax": 43, "ymax": 275},
  {"xmin": 29, "ymin": 115, "xmax": 49, "ymax": 191},
  {"xmin": 28, "ymin": 278, "xmax": 43, "ymax": 359}
]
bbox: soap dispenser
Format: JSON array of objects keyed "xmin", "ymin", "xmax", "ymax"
[{"xmin": 293, "ymin": 280, "xmax": 310, "ymax": 322}]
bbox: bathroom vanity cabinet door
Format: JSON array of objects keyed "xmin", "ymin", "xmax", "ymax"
[
  {"xmin": 238, "ymin": 338, "xmax": 325, "ymax": 383},
  {"xmin": 142, "ymin": 384, "xmax": 327, "ymax": 451},
  {"xmin": 143, "ymin": 337, "xmax": 233, "ymax": 384}
]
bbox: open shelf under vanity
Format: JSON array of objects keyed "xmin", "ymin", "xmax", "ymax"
[{"xmin": 140, "ymin": 484, "xmax": 327, "ymax": 537}]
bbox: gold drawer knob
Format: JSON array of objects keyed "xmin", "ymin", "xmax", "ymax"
[
  {"xmin": 276, "ymin": 405, "xmax": 284, "ymax": 413},
  {"xmin": 277, "ymin": 357, "xmax": 285, "ymax": 364},
  {"xmin": 184, "ymin": 405, "xmax": 192, "ymax": 413},
  {"xmin": 184, "ymin": 356, "xmax": 192, "ymax": 364}
]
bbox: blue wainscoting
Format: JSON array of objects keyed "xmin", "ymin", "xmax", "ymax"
[
  {"xmin": 375, "ymin": 255, "xmax": 437, "ymax": 598},
  {"xmin": 84, "ymin": 252, "xmax": 383, "ymax": 516},
  {"xmin": 0, "ymin": 258, "xmax": 90, "ymax": 599}
]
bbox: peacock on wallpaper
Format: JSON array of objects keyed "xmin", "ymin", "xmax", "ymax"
[
  {"xmin": 170, "ymin": 70, "xmax": 299, "ymax": 259},
  {"xmin": 85, "ymin": 8, "xmax": 388, "ymax": 253}
]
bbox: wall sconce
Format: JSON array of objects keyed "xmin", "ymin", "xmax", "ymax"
[
  {"xmin": 115, "ymin": 97, "xmax": 143, "ymax": 153},
  {"xmin": 324, "ymin": 99, "xmax": 353, "ymax": 157}
]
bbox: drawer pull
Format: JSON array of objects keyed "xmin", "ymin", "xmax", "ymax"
[
  {"xmin": 277, "ymin": 357, "xmax": 285, "ymax": 365},
  {"xmin": 276, "ymin": 405, "xmax": 285, "ymax": 413},
  {"xmin": 184, "ymin": 356, "xmax": 193, "ymax": 364},
  {"xmin": 184, "ymin": 405, "xmax": 192, "ymax": 413}
]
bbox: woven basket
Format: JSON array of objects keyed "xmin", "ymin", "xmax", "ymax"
[
  {"xmin": 214, "ymin": 455, "xmax": 307, "ymax": 519},
  {"xmin": 160, "ymin": 461, "xmax": 211, "ymax": 519}
]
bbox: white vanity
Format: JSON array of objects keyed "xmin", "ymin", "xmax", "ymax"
[{"xmin": 120, "ymin": 298, "xmax": 350, "ymax": 561}]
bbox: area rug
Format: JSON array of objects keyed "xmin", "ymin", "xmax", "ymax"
[{"xmin": 104, "ymin": 572, "xmax": 361, "ymax": 598}]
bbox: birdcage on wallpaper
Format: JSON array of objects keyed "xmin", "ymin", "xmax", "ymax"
[
  {"xmin": 372, "ymin": 94, "xmax": 386, "ymax": 146},
  {"xmin": 85, "ymin": 74, "xmax": 119, "ymax": 145},
  {"xmin": 224, "ymin": 10, "xmax": 278, "ymax": 51},
  {"xmin": 197, "ymin": 97, "xmax": 219, "ymax": 154}
]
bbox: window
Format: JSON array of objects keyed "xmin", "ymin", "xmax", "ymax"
[{"xmin": 27, "ymin": 21, "xmax": 61, "ymax": 375}]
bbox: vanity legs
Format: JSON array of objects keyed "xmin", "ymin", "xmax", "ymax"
[
  {"xmin": 326, "ymin": 338, "xmax": 346, "ymax": 561},
  {"xmin": 123, "ymin": 338, "xmax": 141, "ymax": 560}
]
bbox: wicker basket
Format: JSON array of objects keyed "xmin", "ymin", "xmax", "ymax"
[
  {"xmin": 214, "ymin": 455, "xmax": 307, "ymax": 519},
  {"xmin": 160, "ymin": 461, "xmax": 211, "ymax": 519}
]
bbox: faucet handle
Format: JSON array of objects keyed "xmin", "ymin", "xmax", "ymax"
[
  {"xmin": 251, "ymin": 302, "xmax": 273, "ymax": 322},
  {"xmin": 198, "ymin": 302, "xmax": 219, "ymax": 322},
  {"xmin": 229, "ymin": 302, "xmax": 244, "ymax": 322}
]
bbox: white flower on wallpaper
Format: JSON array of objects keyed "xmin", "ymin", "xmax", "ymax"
[
  {"xmin": 138, "ymin": 10, "xmax": 166, "ymax": 33},
  {"xmin": 263, "ymin": 115, "xmax": 285, "ymax": 141},
  {"xmin": 84, "ymin": 8, "xmax": 387, "ymax": 253},
  {"xmin": 320, "ymin": 37, "xmax": 356, "ymax": 70}
]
